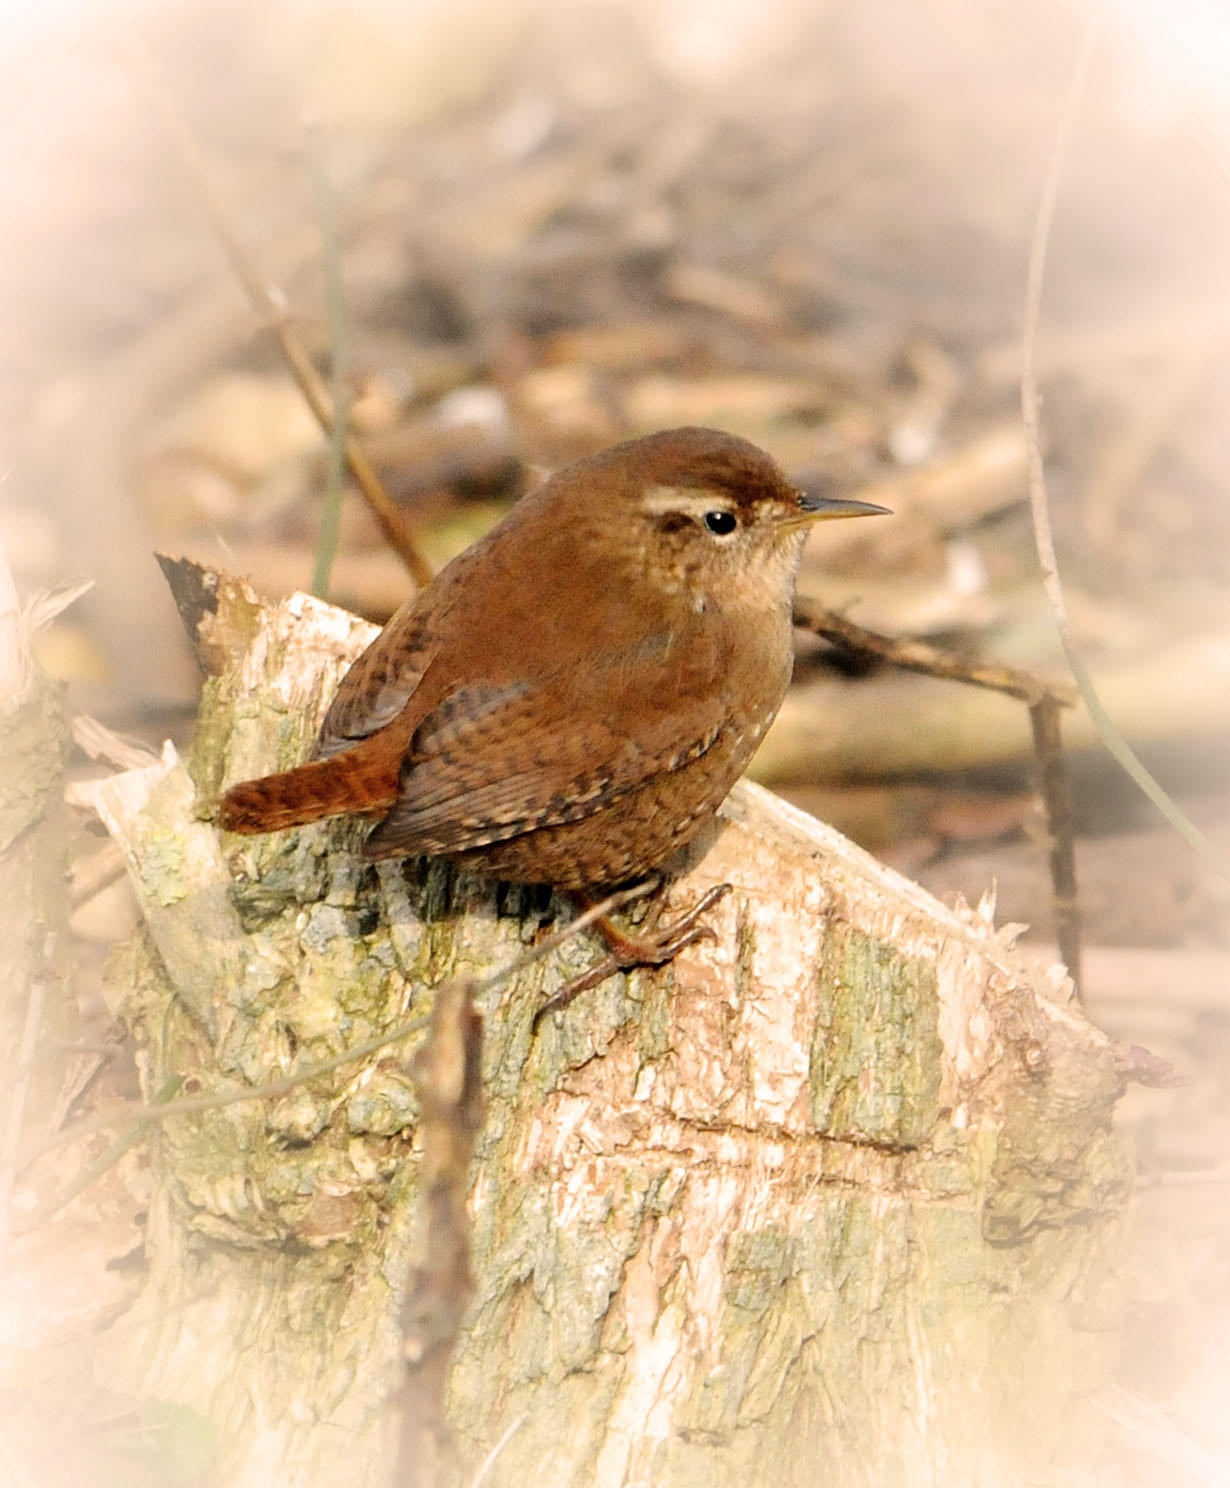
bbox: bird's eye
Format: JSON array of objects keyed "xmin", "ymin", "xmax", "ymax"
[{"xmin": 703, "ymin": 510, "xmax": 737, "ymax": 536}]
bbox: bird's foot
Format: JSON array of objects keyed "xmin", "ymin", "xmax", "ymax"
[{"xmin": 533, "ymin": 881, "xmax": 732, "ymax": 1028}]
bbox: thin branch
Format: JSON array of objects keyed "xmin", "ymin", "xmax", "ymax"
[
  {"xmin": 394, "ymin": 975, "xmax": 484, "ymax": 1488},
  {"xmin": 125, "ymin": 48, "xmax": 435, "ymax": 590},
  {"xmin": 792, "ymin": 598, "xmax": 1084, "ymax": 989},
  {"xmin": 1020, "ymin": 14, "xmax": 1230, "ymax": 880},
  {"xmin": 11, "ymin": 1078, "xmax": 182, "ymax": 1238},
  {"xmin": 467, "ymin": 1415, "xmax": 529, "ymax": 1488},
  {"xmin": 792, "ymin": 596, "xmax": 1076, "ymax": 707},
  {"xmin": 1029, "ymin": 696, "xmax": 1081, "ymax": 996},
  {"xmin": 6, "ymin": 883, "xmax": 652, "ymax": 1184},
  {"xmin": 69, "ymin": 841, "xmax": 128, "ymax": 909}
]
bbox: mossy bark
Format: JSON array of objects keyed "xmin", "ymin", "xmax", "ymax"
[{"xmin": 90, "ymin": 564, "xmax": 1134, "ymax": 1488}]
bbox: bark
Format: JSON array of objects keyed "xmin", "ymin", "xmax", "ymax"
[
  {"xmin": 0, "ymin": 549, "xmax": 74, "ymax": 1249},
  {"xmin": 87, "ymin": 561, "xmax": 1134, "ymax": 1488}
]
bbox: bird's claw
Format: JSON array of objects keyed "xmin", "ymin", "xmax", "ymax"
[{"xmin": 532, "ymin": 882, "xmax": 733, "ymax": 1029}]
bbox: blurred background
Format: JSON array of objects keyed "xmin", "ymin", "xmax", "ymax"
[{"xmin": 2, "ymin": 0, "xmax": 1229, "ymax": 1480}]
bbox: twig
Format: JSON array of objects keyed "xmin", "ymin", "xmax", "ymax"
[
  {"xmin": 1020, "ymin": 13, "xmax": 1230, "ymax": 881},
  {"xmin": 6, "ymin": 883, "xmax": 651, "ymax": 1183},
  {"xmin": 394, "ymin": 976, "xmax": 484, "ymax": 1488},
  {"xmin": 69, "ymin": 841, "xmax": 128, "ymax": 910},
  {"xmin": 791, "ymin": 598, "xmax": 1083, "ymax": 990},
  {"xmin": 10, "ymin": 1077, "xmax": 182, "ymax": 1238},
  {"xmin": 792, "ymin": 596, "xmax": 1076, "ymax": 707},
  {"xmin": 531, "ymin": 881, "xmax": 730, "ymax": 1027},
  {"xmin": 467, "ymin": 1414, "xmax": 529, "ymax": 1488},
  {"xmin": 125, "ymin": 48, "xmax": 434, "ymax": 590},
  {"xmin": 1029, "ymin": 697, "xmax": 1081, "ymax": 995}
]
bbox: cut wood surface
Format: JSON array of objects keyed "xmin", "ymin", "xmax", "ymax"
[{"xmin": 83, "ymin": 561, "xmax": 1137, "ymax": 1488}]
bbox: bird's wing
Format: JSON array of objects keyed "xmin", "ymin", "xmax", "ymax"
[
  {"xmin": 313, "ymin": 597, "xmax": 440, "ymax": 760},
  {"xmin": 361, "ymin": 653, "xmax": 730, "ymax": 860}
]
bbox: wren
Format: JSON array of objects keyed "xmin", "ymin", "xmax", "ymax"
[{"xmin": 219, "ymin": 427, "xmax": 886, "ymax": 898}]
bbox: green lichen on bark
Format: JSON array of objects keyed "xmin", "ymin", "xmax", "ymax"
[{"xmin": 810, "ymin": 922, "xmax": 943, "ymax": 1147}]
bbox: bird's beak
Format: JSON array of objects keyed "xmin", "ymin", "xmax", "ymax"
[{"xmin": 780, "ymin": 488, "xmax": 892, "ymax": 529}]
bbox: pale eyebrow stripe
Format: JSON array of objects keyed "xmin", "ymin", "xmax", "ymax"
[{"xmin": 641, "ymin": 485, "xmax": 733, "ymax": 518}]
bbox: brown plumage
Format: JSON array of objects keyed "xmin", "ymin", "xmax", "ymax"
[{"xmin": 218, "ymin": 427, "xmax": 886, "ymax": 890}]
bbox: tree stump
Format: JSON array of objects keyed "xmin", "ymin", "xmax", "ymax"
[{"xmin": 85, "ymin": 560, "xmax": 1134, "ymax": 1488}]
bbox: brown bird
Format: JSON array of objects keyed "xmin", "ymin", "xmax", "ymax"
[{"xmin": 219, "ymin": 427, "xmax": 886, "ymax": 910}]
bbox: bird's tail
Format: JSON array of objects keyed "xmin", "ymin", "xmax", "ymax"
[{"xmin": 217, "ymin": 746, "xmax": 400, "ymax": 834}]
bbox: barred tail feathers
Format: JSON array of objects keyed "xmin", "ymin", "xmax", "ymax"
[{"xmin": 217, "ymin": 746, "xmax": 400, "ymax": 834}]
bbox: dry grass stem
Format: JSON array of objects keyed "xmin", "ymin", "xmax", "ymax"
[
  {"xmin": 1019, "ymin": 15, "xmax": 1230, "ymax": 881},
  {"xmin": 126, "ymin": 47, "xmax": 434, "ymax": 589}
]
